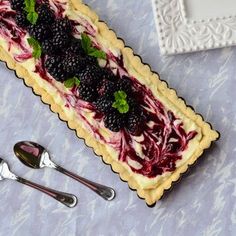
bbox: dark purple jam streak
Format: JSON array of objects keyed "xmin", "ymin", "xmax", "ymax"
[{"xmin": 0, "ymin": 0, "xmax": 198, "ymax": 179}]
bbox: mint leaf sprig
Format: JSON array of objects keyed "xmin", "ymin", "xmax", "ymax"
[
  {"xmin": 64, "ymin": 77, "xmax": 81, "ymax": 88},
  {"xmin": 81, "ymin": 33, "xmax": 106, "ymax": 60},
  {"xmin": 112, "ymin": 91, "xmax": 130, "ymax": 114},
  {"xmin": 24, "ymin": 0, "xmax": 38, "ymax": 25},
  {"xmin": 27, "ymin": 37, "xmax": 42, "ymax": 59}
]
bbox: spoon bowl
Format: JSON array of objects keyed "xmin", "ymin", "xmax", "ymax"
[
  {"xmin": 14, "ymin": 141, "xmax": 45, "ymax": 169},
  {"xmin": 14, "ymin": 141, "xmax": 116, "ymax": 201}
]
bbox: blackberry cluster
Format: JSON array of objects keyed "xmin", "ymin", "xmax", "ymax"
[
  {"xmin": 41, "ymin": 39, "xmax": 56, "ymax": 56},
  {"xmin": 117, "ymin": 76, "xmax": 133, "ymax": 94},
  {"xmin": 13, "ymin": 2, "xmax": 55, "ymax": 33},
  {"xmin": 94, "ymin": 96, "xmax": 113, "ymax": 113},
  {"xmin": 10, "ymin": 0, "xmax": 24, "ymax": 11},
  {"xmin": 126, "ymin": 111, "xmax": 145, "ymax": 136},
  {"xmin": 11, "ymin": 1, "xmax": 147, "ymax": 135},
  {"xmin": 84, "ymin": 55, "xmax": 98, "ymax": 66},
  {"xmin": 126, "ymin": 99, "xmax": 146, "ymax": 135},
  {"xmin": 15, "ymin": 12, "xmax": 29, "ymax": 29},
  {"xmin": 67, "ymin": 38, "xmax": 85, "ymax": 56},
  {"xmin": 97, "ymin": 79, "xmax": 116, "ymax": 96},
  {"xmin": 63, "ymin": 55, "xmax": 86, "ymax": 74},
  {"xmin": 79, "ymin": 84, "xmax": 97, "ymax": 102},
  {"xmin": 45, "ymin": 56, "xmax": 68, "ymax": 81},
  {"xmin": 66, "ymin": 39, "xmax": 98, "ymax": 66},
  {"xmin": 104, "ymin": 111, "xmax": 125, "ymax": 132},
  {"xmin": 51, "ymin": 32, "xmax": 70, "ymax": 49},
  {"xmin": 37, "ymin": 4, "xmax": 55, "ymax": 24},
  {"xmin": 78, "ymin": 70, "xmax": 146, "ymax": 134},
  {"xmin": 28, "ymin": 24, "xmax": 51, "ymax": 42},
  {"xmin": 99, "ymin": 68, "xmax": 117, "ymax": 81},
  {"xmin": 78, "ymin": 65, "xmax": 101, "ymax": 85},
  {"xmin": 52, "ymin": 18, "xmax": 72, "ymax": 35}
]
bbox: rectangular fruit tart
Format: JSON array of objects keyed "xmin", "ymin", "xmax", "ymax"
[{"xmin": 0, "ymin": 0, "xmax": 219, "ymax": 206}]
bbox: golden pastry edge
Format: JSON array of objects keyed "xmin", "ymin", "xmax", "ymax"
[{"xmin": 0, "ymin": 0, "xmax": 219, "ymax": 206}]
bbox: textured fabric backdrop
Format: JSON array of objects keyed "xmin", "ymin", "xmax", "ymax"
[{"xmin": 0, "ymin": 0, "xmax": 234, "ymax": 235}]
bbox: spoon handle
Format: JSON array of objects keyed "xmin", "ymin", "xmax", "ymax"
[
  {"xmin": 55, "ymin": 165, "xmax": 115, "ymax": 201},
  {"xmin": 16, "ymin": 177, "xmax": 78, "ymax": 208}
]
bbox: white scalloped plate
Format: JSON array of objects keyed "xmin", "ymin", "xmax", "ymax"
[{"xmin": 152, "ymin": 0, "xmax": 236, "ymax": 55}]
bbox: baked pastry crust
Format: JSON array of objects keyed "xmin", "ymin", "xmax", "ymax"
[{"xmin": 0, "ymin": 0, "xmax": 219, "ymax": 206}]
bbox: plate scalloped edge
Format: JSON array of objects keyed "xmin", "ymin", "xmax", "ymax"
[
  {"xmin": 0, "ymin": 0, "xmax": 220, "ymax": 206},
  {"xmin": 151, "ymin": 0, "xmax": 236, "ymax": 55}
]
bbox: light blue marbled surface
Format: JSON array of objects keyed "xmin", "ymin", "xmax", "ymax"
[{"xmin": 0, "ymin": 0, "xmax": 235, "ymax": 235}]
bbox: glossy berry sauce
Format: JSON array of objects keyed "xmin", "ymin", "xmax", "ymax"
[{"xmin": 0, "ymin": 0, "xmax": 198, "ymax": 179}]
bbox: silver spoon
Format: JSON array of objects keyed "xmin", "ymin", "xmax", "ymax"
[
  {"xmin": 0, "ymin": 158, "xmax": 77, "ymax": 208},
  {"xmin": 14, "ymin": 141, "xmax": 116, "ymax": 201}
]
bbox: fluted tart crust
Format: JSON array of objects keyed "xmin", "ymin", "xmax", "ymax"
[{"xmin": 0, "ymin": 0, "xmax": 219, "ymax": 206}]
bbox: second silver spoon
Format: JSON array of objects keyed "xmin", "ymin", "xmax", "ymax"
[{"xmin": 14, "ymin": 141, "xmax": 116, "ymax": 201}]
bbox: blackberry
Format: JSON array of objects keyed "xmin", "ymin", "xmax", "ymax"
[
  {"xmin": 99, "ymin": 68, "xmax": 117, "ymax": 81},
  {"xmin": 67, "ymin": 38, "xmax": 85, "ymax": 56},
  {"xmin": 15, "ymin": 12, "xmax": 29, "ymax": 29},
  {"xmin": 84, "ymin": 55, "xmax": 98, "ymax": 66},
  {"xmin": 28, "ymin": 24, "xmax": 51, "ymax": 42},
  {"xmin": 52, "ymin": 32, "xmax": 70, "ymax": 49},
  {"xmin": 127, "ymin": 97, "xmax": 139, "ymax": 112},
  {"xmin": 126, "ymin": 111, "xmax": 145, "ymax": 136},
  {"xmin": 45, "ymin": 56, "xmax": 67, "ymax": 81},
  {"xmin": 65, "ymin": 39, "xmax": 98, "ymax": 67},
  {"xmin": 79, "ymin": 83, "xmax": 97, "ymax": 102},
  {"xmin": 63, "ymin": 55, "xmax": 86, "ymax": 74},
  {"xmin": 94, "ymin": 96, "xmax": 113, "ymax": 114},
  {"xmin": 37, "ymin": 4, "xmax": 55, "ymax": 24},
  {"xmin": 117, "ymin": 76, "xmax": 133, "ymax": 94},
  {"xmin": 97, "ymin": 79, "xmax": 116, "ymax": 96},
  {"xmin": 104, "ymin": 111, "xmax": 125, "ymax": 132},
  {"xmin": 78, "ymin": 65, "xmax": 101, "ymax": 85},
  {"xmin": 10, "ymin": 0, "xmax": 24, "ymax": 11},
  {"xmin": 67, "ymin": 50, "xmax": 97, "ymax": 66},
  {"xmin": 52, "ymin": 18, "xmax": 72, "ymax": 35},
  {"xmin": 41, "ymin": 39, "xmax": 57, "ymax": 56}
]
